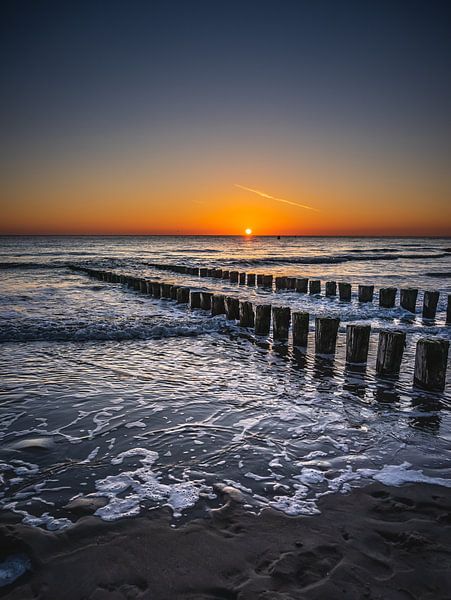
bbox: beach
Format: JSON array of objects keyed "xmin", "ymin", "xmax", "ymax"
[
  {"xmin": 0, "ymin": 236, "xmax": 450, "ymax": 597},
  {"xmin": 2, "ymin": 481, "xmax": 451, "ymax": 599}
]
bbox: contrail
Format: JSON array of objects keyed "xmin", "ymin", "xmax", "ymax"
[{"xmin": 234, "ymin": 184, "xmax": 320, "ymax": 212}]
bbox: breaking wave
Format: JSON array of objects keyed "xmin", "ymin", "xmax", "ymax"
[{"xmin": 0, "ymin": 317, "xmax": 223, "ymax": 343}]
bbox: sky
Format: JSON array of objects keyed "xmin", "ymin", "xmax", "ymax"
[{"xmin": 1, "ymin": 0, "xmax": 450, "ymax": 235}]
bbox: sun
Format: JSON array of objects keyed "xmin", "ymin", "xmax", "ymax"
[{"xmin": 245, "ymin": 228, "xmax": 252, "ymax": 235}]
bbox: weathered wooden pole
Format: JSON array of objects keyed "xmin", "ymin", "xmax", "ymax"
[
  {"xmin": 400, "ymin": 288, "xmax": 418, "ymax": 313},
  {"xmin": 256, "ymin": 274, "xmax": 264, "ymax": 286},
  {"xmin": 225, "ymin": 296, "xmax": 240, "ymax": 320},
  {"xmin": 161, "ymin": 283, "xmax": 172, "ymax": 298},
  {"xmin": 309, "ymin": 280, "xmax": 321, "ymax": 295},
  {"xmin": 207, "ymin": 268, "xmax": 214, "ymax": 277},
  {"xmin": 275, "ymin": 277, "xmax": 287, "ymax": 290},
  {"xmin": 422, "ymin": 291, "xmax": 440, "ymax": 319},
  {"xmin": 358, "ymin": 285, "xmax": 374, "ymax": 303},
  {"xmin": 376, "ymin": 330, "xmax": 406, "ymax": 376},
  {"xmin": 447, "ymin": 295, "xmax": 451, "ymax": 324},
  {"xmin": 139, "ymin": 280, "xmax": 147, "ymax": 293},
  {"xmin": 170, "ymin": 285, "xmax": 180, "ymax": 300},
  {"xmin": 189, "ymin": 290, "xmax": 202, "ymax": 308},
  {"xmin": 239, "ymin": 301, "xmax": 255, "ymax": 327},
  {"xmin": 211, "ymin": 294, "xmax": 226, "ymax": 316},
  {"xmin": 200, "ymin": 291, "xmax": 213, "ymax": 310},
  {"xmin": 247, "ymin": 273, "xmax": 256, "ymax": 286},
  {"xmin": 315, "ymin": 317, "xmax": 340, "ymax": 354},
  {"xmin": 239, "ymin": 273, "xmax": 246, "ymax": 285},
  {"xmin": 272, "ymin": 306, "xmax": 291, "ymax": 342},
  {"xmin": 292, "ymin": 312, "xmax": 309, "ymax": 347},
  {"xmin": 254, "ymin": 304, "xmax": 271, "ymax": 335},
  {"xmin": 345, "ymin": 324, "xmax": 371, "ymax": 364},
  {"xmin": 229, "ymin": 271, "xmax": 239, "ymax": 283},
  {"xmin": 152, "ymin": 282, "xmax": 161, "ymax": 298},
  {"xmin": 176, "ymin": 287, "xmax": 190, "ymax": 304},
  {"xmin": 213, "ymin": 269, "xmax": 223, "ymax": 279},
  {"xmin": 263, "ymin": 275, "xmax": 273, "ymax": 288},
  {"xmin": 414, "ymin": 338, "xmax": 449, "ymax": 392},
  {"xmin": 199, "ymin": 268, "xmax": 208, "ymax": 277},
  {"xmin": 379, "ymin": 287, "xmax": 397, "ymax": 308},
  {"xmin": 295, "ymin": 278, "xmax": 308, "ymax": 293},
  {"xmin": 287, "ymin": 277, "xmax": 297, "ymax": 290},
  {"xmin": 222, "ymin": 270, "xmax": 230, "ymax": 279},
  {"xmin": 325, "ymin": 281, "xmax": 337, "ymax": 297},
  {"xmin": 338, "ymin": 282, "xmax": 351, "ymax": 301}
]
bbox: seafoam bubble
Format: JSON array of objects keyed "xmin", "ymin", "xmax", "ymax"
[
  {"xmin": 0, "ymin": 554, "xmax": 31, "ymax": 588},
  {"xmin": 94, "ymin": 448, "xmax": 210, "ymax": 520}
]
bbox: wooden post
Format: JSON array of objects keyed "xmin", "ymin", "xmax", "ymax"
[
  {"xmin": 176, "ymin": 287, "xmax": 190, "ymax": 304},
  {"xmin": 325, "ymin": 281, "xmax": 337, "ymax": 297},
  {"xmin": 275, "ymin": 277, "xmax": 287, "ymax": 290},
  {"xmin": 379, "ymin": 287, "xmax": 397, "ymax": 308},
  {"xmin": 211, "ymin": 294, "xmax": 226, "ymax": 316},
  {"xmin": 225, "ymin": 296, "xmax": 240, "ymax": 320},
  {"xmin": 199, "ymin": 268, "xmax": 208, "ymax": 277},
  {"xmin": 170, "ymin": 285, "xmax": 180, "ymax": 300},
  {"xmin": 358, "ymin": 285, "xmax": 374, "ymax": 303},
  {"xmin": 200, "ymin": 292, "xmax": 213, "ymax": 310},
  {"xmin": 247, "ymin": 273, "xmax": 256, "ymax": 286},
  {"xmin": 272, "ymin": 306, "xmax": 291, "ymax": 341},
  {"xmin": 222, "ymin": 270, "xmax": 230, "ymax": 279},
  {"xmin": 292, "ymin": 312, "xmax": 309, "ymax": 347},
  {"xmin": 315, "ymin": 317, "xmax": 340, "ymax": 354},
  {"xmin": 229, "ymin": 271, "xmax": 239, "ymax": 283},
  {"xmin": 139, "ymin": 280, "xmax": 147, "ymax": 293},
  {"xmin": 239, "ymin": 301, "xmax": 255, "ymax": 327},
  {"xmin": 161, "ymin": 283, "xmax": 172, "ymax": 298},
  {"xmin": 287, "ymin": 277, "xmax": 297, "ymax": 290},
  {"xmin": 256, "ymin": 274, "xmax": 264, "ymax": 286},
  {"xmin": 376, "ymin": 330, "xmax": 406, "ymax": 376},
  {"xmin": 400, "ymin": 288, "xmax": 418, "ymax": 313},
  {"xmin": 239, "ymin": 272, "xmax": 246, "ymax": 285},
  {"xmin": 207, "ymin": 268, "xmax": 214, "ymax": 277},
  {"xmin": 190, "ymin": 290, "xmax": 202, "ymax": 308},
  {"xmin": 309, "ymin": 280, "xmax": 321, "ymax": 295},
  {"xmin": 295, "ymin": 278, "xmax": 308, "ymax": 293},
  {"xmin": 338, "ymin": 282, "xmax": 351, "ymax": 301},
  {"xmin": 447, "ymin": 295, "xmax": 451, "ymax": 324},
  {"xmin": 255, "ymin": 304, "xmax": 271, "ymax": 335},
  {"xmin": 346, "ymin": 324, "xmax": 371, "ymax": 363},
  {"xmin": 213, "ymin": 269, "xmax": 223, "ymax": 279},
  {"xmin": 152, "ymin": 282, "xmax": 161, "ymax": 298},
  {"xmin": 414, "ymin": 338, "xmax": 449, "ymax": 392},
  {"xmin": 263, "ymin": 275, "xmax": 273, "ymax": 288},
  {"xmin": 422, "ymin": 291, "xmax": 439, "ymax": 319}
]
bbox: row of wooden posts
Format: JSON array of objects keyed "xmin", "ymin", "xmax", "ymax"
[
  {"xmin": 147, "ymin": 262, "xmax": 451, "ymax": 322},
  {"xmin": 70, "ymin": 265, "xmax": 449, "ymax": 392}
]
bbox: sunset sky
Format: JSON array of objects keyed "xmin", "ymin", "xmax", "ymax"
[{"xmin": 1, "ymin": 0, "xmax": 450, "ymax": 235}]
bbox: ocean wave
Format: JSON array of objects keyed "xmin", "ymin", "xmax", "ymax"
[
  {"xmin": 0, "ymin": 262, "xmax": 69, "ymax": 270},
  {"xmin": 232, "ymin": 252, "xmax": 449, "ymax": 266},
  {"xmin": 423, "ymin": 272, "xmax": 451, "ymax": 278},
  {"xmin": 0, "ymin": 317, "xmax": 223, "ymax": 343}
]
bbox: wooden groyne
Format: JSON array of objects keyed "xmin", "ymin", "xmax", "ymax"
[
  {"xmin": 69, "ymin": 266, "xmax": 450, "ymax": 392},
  {"xmin": 146, "ymin": 262, "xmax": 449, "ymax": 321}
]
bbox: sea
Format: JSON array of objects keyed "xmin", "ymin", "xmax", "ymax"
[{"xmin": 0, "ymin": 236, "xmax": 450, "ymax": 531}]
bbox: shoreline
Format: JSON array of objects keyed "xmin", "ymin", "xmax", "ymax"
[{"xmin": 2, "ymin": 481, "xmax": 451, "ymax": 599}]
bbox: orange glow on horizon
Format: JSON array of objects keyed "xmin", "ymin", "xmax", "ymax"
[{"xmin": 245, "ymin": 228, "xmax": 252, "ymax": 235}]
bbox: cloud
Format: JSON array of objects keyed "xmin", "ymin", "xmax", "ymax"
[{"xmin": 234, "ymin": 184, "xmax": 320, "ymax": 212}]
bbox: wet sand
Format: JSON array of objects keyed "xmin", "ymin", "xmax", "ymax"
[{"xmin": 1, "ymin": 482, "xmax": 451, "ymax": 599}]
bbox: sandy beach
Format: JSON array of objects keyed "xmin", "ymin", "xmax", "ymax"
[{"xmin": 2, "ymin": 481, "xmax": 451, "ymax": 599}]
